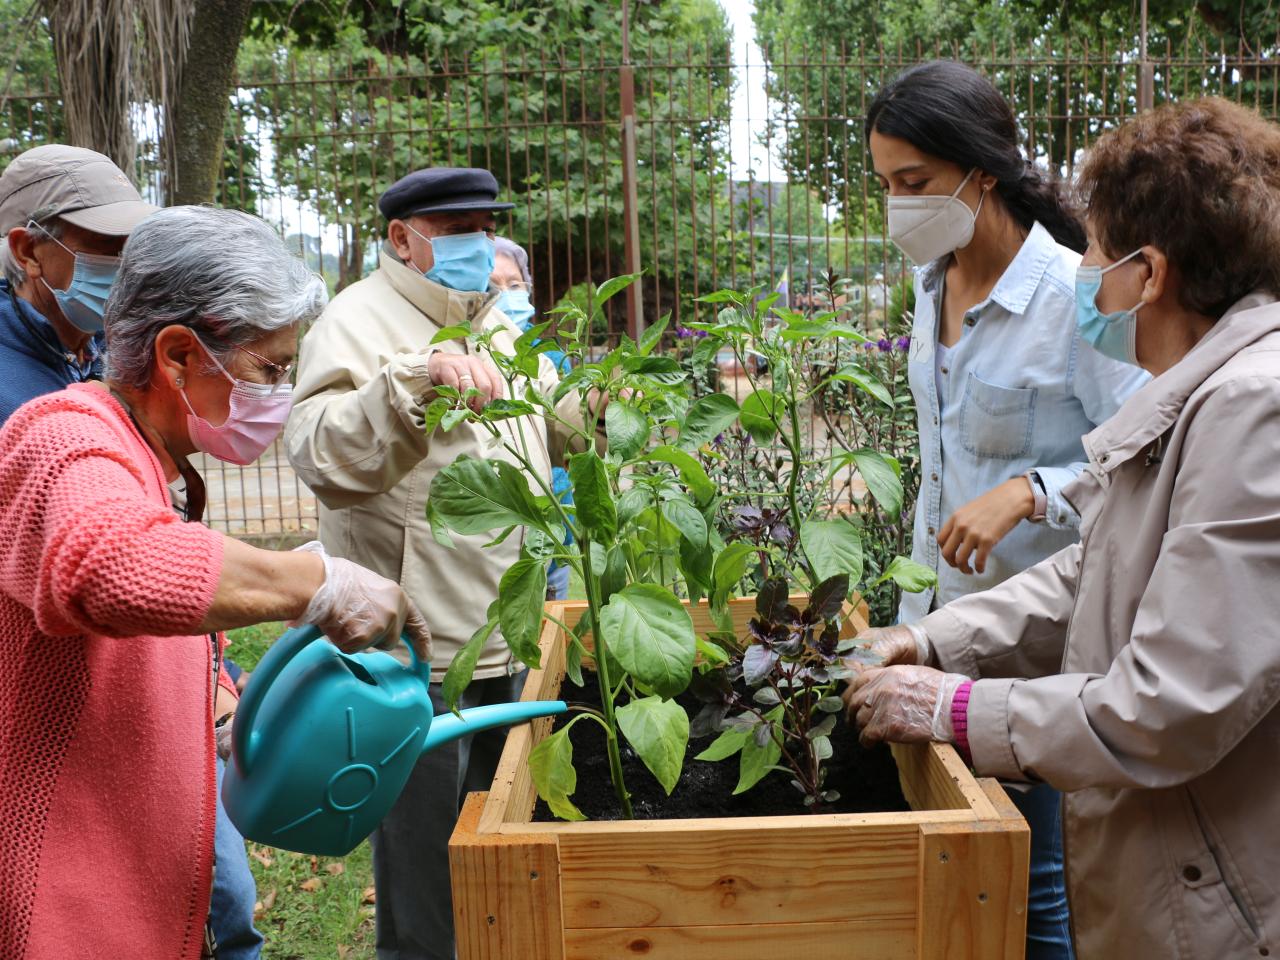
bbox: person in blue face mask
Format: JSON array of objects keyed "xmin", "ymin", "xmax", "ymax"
[
  {"xmin": 0, "ymin": 145, "xmax": 156, "ymax": 424},
  {"xmin": 854, "ymin": 61, "xmax": 1151, "ymax": 960},
  {"xmin": 491, "ymin": 237, "xmax": 574, "ymax": 600}
]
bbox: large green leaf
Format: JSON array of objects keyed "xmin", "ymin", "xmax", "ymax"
[
  {"xmin": 616, "ymin": 485, "xmax": 651, "ymax": 527},
  {"xmin": 638, "ymin": 312, "xmax": 670, "ymax": 356},
  {"xmin": 739, "ymin": 389, "xmax": 782, "ymax": 444},
  {"xmin": 830, "ymin": 364, "xmax": 894, "ymax": 407},
  {"xmin": 694, "ymin": 726, "xmax": 750, "ymax": 762},
  {"xmin": 617, "ymin": 695, "xmax": 689, "ymax": 795},
  {"xmin": 568, "ymin": 450, "xmax": 617, "ymax": 539},
  {"xmin": 605, "ymin": 402, "xmax": 648, "ymax": 461},
  {"xmin": 735, "ymin": 706, "xmax": 784, "ymax": 794},
  {"xmin": 661, "ymin": 498, "xmax": 708, "ymax": 547},
  {"xmin": 441, "ymin": 604, "xmax": 498, "ymax": 711},
  {"xmin": 428, "ymin": 457, "xmax": 547, "ymax": 534},
  {"xmin": 594, "ymin": 273, "xmax": 641, "ymax": 310},
  {"xmin": 711, "ymin": 541, "xmax": 756, "ymax": 609},
  {"xmin": 601, "ymin": 584, "xmax": 696, "ymax": 698},
  {"xmin": 877, "ymin": 555, "xmax": 938, "ymax": 594},
  {"xmin": 678, "ymin": 393, "xmax": 740, "ymax": 450},
  {"xmin": 800, "ymin": 518, "xmax": 865, "ymax": 584},
  {"xmin": 528, "ymin": 727, "xmax": 586, "ymax": 822},
  {"xmin": 498, "ymin": 558, "xmax": 547, "ymax": 668},
  {"xmin": 642, "ymin": 446, "xmax": 715, "ymax": 506},
  {"xmin": 832, "ymin": 449, "xmax": 904, "ymax": 520}
]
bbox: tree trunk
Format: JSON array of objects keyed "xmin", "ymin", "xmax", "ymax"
[{"xmin": 168, "ymin": 0, "xmax": 254, "ymax": 205}]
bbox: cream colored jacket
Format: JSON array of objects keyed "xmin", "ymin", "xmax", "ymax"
[
  {"xmin": 921, "ymin": 293, "xmax": 1280, "ymax": 958},
  {"xmin": 285, "ymin": 250, "xmax": 575, "ymax": 678}
]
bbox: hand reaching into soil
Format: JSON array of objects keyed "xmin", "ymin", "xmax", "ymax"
[{"xmin": 843, "ymin": 665, "xmax": 969, "ymax": 746}]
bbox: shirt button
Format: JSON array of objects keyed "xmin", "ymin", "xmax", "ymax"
[
  {"xmin": 933, "ymin": 416, "xmax": 939, "ymax": 425},
  {"xmin": 931, "ymin": 473, "xmax": 939, "ymax": 482},
  {"xmin": 964, "ymin": 317, "xmax": 976, "ymax": 326},
  {"xmin": 1058, "ymin": 514, "xmax": 1067, "ymax": 523},
  {"xmin": 1182, "ymin": 865, "xmax": 1202, "ymax": 883},
  {"xmin": 940, "ymin": 366, "xmax": 949, "ymax": 375},
  {"xmin": 927, "ymin": 526, "xmax": 936, "ymax": 536}
]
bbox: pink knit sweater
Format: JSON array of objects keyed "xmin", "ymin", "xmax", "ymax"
[{"xmin": 0, "ymin": 383, "xmax": 229, "ymax": 960}]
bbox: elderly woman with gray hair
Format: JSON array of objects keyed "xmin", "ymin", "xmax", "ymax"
[{"xmin": 0, "ymin": 205, "xmax": 430, "ymax": 960}]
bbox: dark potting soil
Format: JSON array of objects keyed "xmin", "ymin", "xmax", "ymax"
[{"xmin": 532, "ymin": 671, "xmax": 909, "ymax": 822}]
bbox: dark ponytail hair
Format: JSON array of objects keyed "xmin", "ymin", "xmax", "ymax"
[{"xmin": 866, "ymin": 60, "xmax": 1086, "ymax": 253}]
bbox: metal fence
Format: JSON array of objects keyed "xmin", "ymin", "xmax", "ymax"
[{"xmin": 2, "ymin": 35, "xmax": 1277, "ymax": 538}]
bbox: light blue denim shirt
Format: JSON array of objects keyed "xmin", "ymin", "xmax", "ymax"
[{"xmin": 898, "ymin": 222, "xmax": 1149, "ymax": 622}]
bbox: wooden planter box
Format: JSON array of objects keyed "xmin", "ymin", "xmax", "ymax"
[{"xmin": 450, "ymin": 598, "xmax": 1029, "ymax": 960}]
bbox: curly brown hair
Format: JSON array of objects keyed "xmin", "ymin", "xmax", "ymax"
[{"xmin": 1077, "ymin": 97, "xmax": 1280, "ymax": 318}]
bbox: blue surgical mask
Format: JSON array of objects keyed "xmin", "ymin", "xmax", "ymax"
[
  {"xmin": 495, "ymin": 288, "xmax": 536, "ymax": 330},
  {"xmin": 30, "ymin": 221, "xmax": 120, "ymax": 334},
  {"xmin": 405, "ymin": 224, "xmax": 495, "ymax": 293},
  {"xmin": 1075, "ymin": 248, "xmax": 1145, "ymax": 366}
]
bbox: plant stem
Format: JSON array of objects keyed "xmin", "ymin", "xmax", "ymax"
[{"xmin": 578, "ymin": 533, "xmax": 635, "ymax": 819}]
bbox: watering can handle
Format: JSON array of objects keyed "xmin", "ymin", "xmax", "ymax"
[{"xmin": 231, "ymin": 624, "xmax": 427, "ymax": 777}]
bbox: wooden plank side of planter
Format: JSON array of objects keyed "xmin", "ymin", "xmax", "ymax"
[
  {"xmin": 893, "ymin": 741, "xmax": 1000, "ymax": 817},
  {"xmin": 479, "ymin": 611, "xmax": 569, "ymax": 834},
  {"xmin": 556, "ymin": 820, "xmax": 920, "ymax": 929},
  {"xmin": 451, "ymin": 793, "xmax": 565, "ymax": 960},
  {"xmin": 915, "ymin": 780, "xmax": 1030, "ymax": 960},
  {"xmin": 563, "ymin": 917, "xmax": 917, "ymax": 960}
]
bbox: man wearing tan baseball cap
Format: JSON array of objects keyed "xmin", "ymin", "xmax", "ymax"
[{"xmin": 0, "ymin": 144, "xmax": 157, "ymax": 423}]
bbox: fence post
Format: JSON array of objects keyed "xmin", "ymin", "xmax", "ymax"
[
  {"xmin": 620, "ymin": 0, "xmax": 646, "ymax": 339},
  {"xmin": 1138, "ymin": 0, "xmax": 1154, "ymax": 110}
]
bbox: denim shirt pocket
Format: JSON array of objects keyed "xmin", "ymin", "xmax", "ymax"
[{"xmin": 959, "ymin": 372, "xmax": 1038, "ymax": 459}]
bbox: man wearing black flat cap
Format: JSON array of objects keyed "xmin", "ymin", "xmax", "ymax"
[{"xmin": 285, "ymin": 167, "xmax": 591, "ymax": 960}]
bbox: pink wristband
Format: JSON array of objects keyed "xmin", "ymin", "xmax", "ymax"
[{"xmin": 950, "ymin": 681, "xmax": 974, "ymax": 764}]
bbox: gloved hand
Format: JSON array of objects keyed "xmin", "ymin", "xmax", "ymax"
[
  {"xmin": 215, "ymin": 715, "xmax": 235, "ymax": 762},
  {"xmin": 291, "ymin": 541, "xmax": 433, "ymax": 663},
  {"xmin": 844, "ymin": 623, "xmax": 933, "ymax": 671},
  {"xmin": 842, "ymin": 665, "xmax": 969, "ymax": 746}
]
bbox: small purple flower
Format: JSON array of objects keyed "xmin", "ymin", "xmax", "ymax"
[
  {"xmin": 712, "ymin": 432, "xmax": 726, "ymax": 447},
  {"xmin": 877, "ymin": 338, "xmax": 893, "ymax": 353},
  {"xmin": 895, "ymin": 335, "xmax": 911, "ymax": 352},
  {"xmin": 675, "ymin": 326, "xmax": 708, "ymax": 339}
]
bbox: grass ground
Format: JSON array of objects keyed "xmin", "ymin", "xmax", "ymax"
[{"xmin": 225, "ymin": 622, "xmax": 377, "ymax": 959}]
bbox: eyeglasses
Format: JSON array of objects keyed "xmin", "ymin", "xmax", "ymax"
[
  {"xmin": 238, "ymin": 345, "xmax": 294, "ymax": 388},
  {"xmin": 491, "ymin": 280, "xmax": 532, "ymax": 295}
]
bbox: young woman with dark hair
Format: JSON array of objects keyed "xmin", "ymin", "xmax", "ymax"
[{"xmin": 856, "ymin": 60, "xmax": 1149, "ymax": 960}]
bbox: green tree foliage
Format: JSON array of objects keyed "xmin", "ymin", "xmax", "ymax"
[{"xmin": 753, "ymin": 0, "xmax": 1280, "ymax": 229}]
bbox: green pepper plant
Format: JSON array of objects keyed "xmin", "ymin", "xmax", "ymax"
[{"xmin": 426, "ymin": 277, "xmax": 933, "ymax": 819}]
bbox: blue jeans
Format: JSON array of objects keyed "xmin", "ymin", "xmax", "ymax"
[
  {"xmin": 212, "ymin": 757, "xmax": 264, "ymax": 960},
  {"xmin": 1010, "ymin": 783, "xmax": 1075, "ymax": 960},
  {"xmin": 546, "ymin": 562, "xmax": 570, "ymax": 601}
]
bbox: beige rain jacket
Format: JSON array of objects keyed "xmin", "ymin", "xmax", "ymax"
[
  {"xmin": 920, "ymin": 293, "xmax": 1280, "ymax": 959},
  {"xmin": 285, "ymin": 250, "xmax": 579, "ymax": 677}
]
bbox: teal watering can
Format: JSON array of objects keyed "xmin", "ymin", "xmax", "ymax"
[{"xmin": 221, "ymin": 624, "xmax": 567, "ymax": 856}]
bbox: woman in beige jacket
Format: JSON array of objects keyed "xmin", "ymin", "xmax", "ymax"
[{"xmin": 845, "ymin": 97, "xmax": 1280, "ymax": 959}]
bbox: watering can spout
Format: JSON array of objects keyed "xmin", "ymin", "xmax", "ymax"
[{"xmin": 423, "ymin": 700, "xmax": 569, "ymax": 752}]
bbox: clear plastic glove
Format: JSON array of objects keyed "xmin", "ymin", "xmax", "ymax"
[
  {"xmin": 843, "ymin": 623, "xmax": 933, "ymax": 672},
  {"xmin": 842, "ymin": 665, "xmax": 968, "ymax": 746},
  {"xmin": 291, "ymin": 541, "xmax": 433, "ymax": 663},
  {"xmin": 215, "ymin": 716, "xmax": 235, "ymax": 762}
]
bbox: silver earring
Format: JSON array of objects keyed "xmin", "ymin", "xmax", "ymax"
[{"xmin": 175, "ymin": 377, "xmax": 184, "ymax": 387}]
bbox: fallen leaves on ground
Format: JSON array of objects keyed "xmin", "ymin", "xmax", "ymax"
[
  {"xmin": 299, "ymin": 877, "xmax": 323, "ymax": 892},
  {"xmin": 253, "ymin": 887, "xmax": 278, "ymax": 920},
  {"xmin": 249, "ymin": 848, "xmax": 274, "ymax": 868},
  {"xmin": 361, "ymin": 886, "xmax": 376, "ymax": 905},
  {"xmin": 326, "ymin": 862, "xmax": 346, "ymax": 876}
]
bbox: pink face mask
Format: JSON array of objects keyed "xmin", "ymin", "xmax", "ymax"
[{"xmin": 180, "ymin": 336, "xmax": 293, "ymax": 466}]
